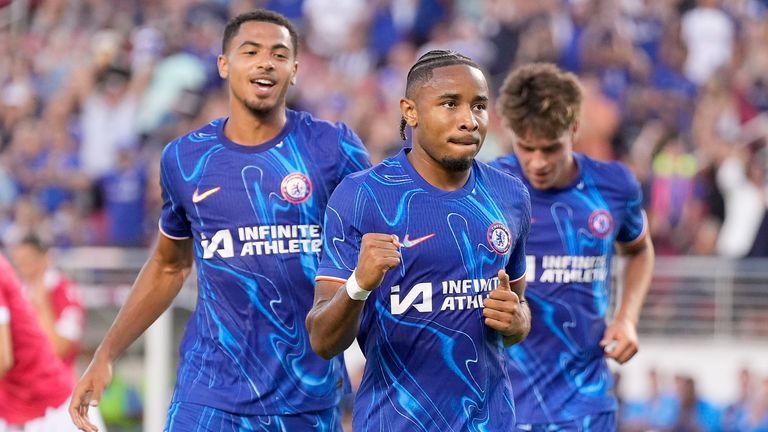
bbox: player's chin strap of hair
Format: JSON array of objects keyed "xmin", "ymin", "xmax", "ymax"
[{"xmin": 345, "ymin": 269, "xmax": 371, "ymax": 301}]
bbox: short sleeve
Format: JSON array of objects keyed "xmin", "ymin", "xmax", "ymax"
[
  {"xmin": 316, "ymin": 177, "xmax": 370, "ymax": 282},
  {"xmin": 506, "ymin": 183, "xmax": 531, "ymax": 282},
  {"xmin": 616, "ymin": 164, "xmax": 647, "ymax": 245},
  {"xmin": 158, "ymin": 146, "xmax": 192, "ymax": 239},
  {"xmin": 335, "ymin": 123, "xmax": 372, "ymax": 182}
]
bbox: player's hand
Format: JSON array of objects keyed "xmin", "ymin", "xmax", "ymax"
[
  {"xmin": 69, "ymin": 355, "xmax": 113, "ymax": 432},
  {"xmin": 355, "ymin": 233, "xmax": 401, "ymax": 290},
  {"xmin": 600, "ymin": 317, "xmax": 639, "ymax": 364},
  {"xmin": 483, "ymin": 270, "xmax": 529, "ymax": 343}
]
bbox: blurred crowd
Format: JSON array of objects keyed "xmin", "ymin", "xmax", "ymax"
[
  {"xmin": 619, "ymin": 367, "xmax": 768, "ymax": 431},
  {"xmin": 1, "ymin": 0, "xmax": 768, "ymax": 255},
  {"xmin": 1, "ymin": 1, "xmax": 767, "ymax": 430}
]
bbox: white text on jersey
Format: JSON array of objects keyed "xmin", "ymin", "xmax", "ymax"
[{"xmin": 201, "ymin": 224, "xmax": 322, "ymax": 259}]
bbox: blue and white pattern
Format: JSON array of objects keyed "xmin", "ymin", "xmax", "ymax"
[
  {"xmin": 491, "ymin": 153, "xmax": 646, "ymax": 424},
  {"xmin": 159, "ymin": 109, "xmax": 370, "ymax": 423},
  {"xmin": 317, "ymin": 149, "xmax": 531, "ymax": 431}
]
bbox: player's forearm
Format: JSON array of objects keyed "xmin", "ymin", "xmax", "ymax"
[
  {"xmin": 95, "ymin": 256, "xmax": 188, "ymax": 362},
  {"xmin": 617, "ymin": 238, "xmax": 655, "ymax": 325},
  {"xmin": 306, "ymin": 285, "xmax": 366, "ymax": 360},
  {"xmin": 0, "ymin": 324, "xmax": 12, "ymax": 378},
  {"xmin": 32, "ymin": 296, "xmax": 73, "ymax": 358},
  {"xmin": 32, "ymin": 296, "xmax": 60, "ymax": 348}
]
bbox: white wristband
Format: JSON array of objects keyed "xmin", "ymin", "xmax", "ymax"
[{"xmin": 345, "ymin": 270, "xmax": 371, "ymax": 301}]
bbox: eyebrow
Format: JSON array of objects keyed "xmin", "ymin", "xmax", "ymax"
[
  {"xmin": 237, "ymin": 41, "xmax": 291, "ymax": 51},
  {"xmin": 437, "ymin": 93, "xmax": 489, "ymax": 102},
  {"xmin": 519, "ymin": 140, "xmax": 562, "ymax": 150}
]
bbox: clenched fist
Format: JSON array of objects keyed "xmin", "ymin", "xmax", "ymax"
[{"xmin": 355, "ymin": 234, "xmax": 401, "ymax": 291}]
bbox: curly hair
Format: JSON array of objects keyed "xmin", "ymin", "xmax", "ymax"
[
  {"xmin": 222, "ymin": 9, "xmax": 299, "ymax": 56},
  {"xmin": 497, "ymin": 63, "xmax": 582, "ymax": 140}
]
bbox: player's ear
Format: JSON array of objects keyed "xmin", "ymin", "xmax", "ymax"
[
  {"xmin": 217, "ymin": 54, "xmax": 229, "ymax": 80},
  {"xmin": 289, "ymin": 61, "xmax": 298, "ymax": 85},
  {"xmin": 570, "ymin": 120, "xmax": 580, "ymax": 141},
  {"xmin": 400, "ymin": 98, "xmax": 417, "ymax": 128}
]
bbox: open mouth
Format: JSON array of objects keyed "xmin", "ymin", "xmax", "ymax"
[{"xmin": 251, "ymin": 78, "xmax": 276, "ymax": 91}]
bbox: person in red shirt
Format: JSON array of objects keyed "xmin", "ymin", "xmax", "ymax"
[
  {"xmin": 12, "ymin": 234, "xmax": 84, "ymax": 373},
  {"xmin": 0, "ymin": 252, "xmax": 100, "ymax": 430}
]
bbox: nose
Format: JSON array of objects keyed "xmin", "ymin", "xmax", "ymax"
[
  {"xmin": 529, "ymin": 151, "xmax": 547, "ymax": 169},
  {"xmin": 256, "ymin": 52, "xmax": 275, "ymax": 71},
  {"xmin": 458, "ymin": 105, "xmax": 478, "ymax": 132}
]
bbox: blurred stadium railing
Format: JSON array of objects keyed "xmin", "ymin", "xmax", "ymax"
[{"xmin": 54, "ymin": 249, "xmax": 768, "ymax": 428}]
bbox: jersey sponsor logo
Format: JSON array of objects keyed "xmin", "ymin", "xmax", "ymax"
[
  {"xmin": 487, "ymin": 222, "xmax": 512, "ymax": 254},
  {"xmin": 588, "ymin": 209, "xmax": 613, "ymax": 238},
  {"xmin": 526, "ymin": 254, "xmax": 609, "ymax": 283},
  {"xmin": 201, "ymin": 225, "xmax": 322, "ymax": 259},
  {"xmin": 281, "ymin": 172, "xmax": 313, "ymax": 204},
  {"xmin": 391, "ymin": 283, "xmax": 432, "ymax": 314},
  {"xmin": 201, "ymin": 229, "xmax": 235, "ymax": 259},
  {"xmin": 400, "ymin": 233, "xmax": 435, "ymax": 248},
  {"xmin": 192, "ymin": 186, "xmax": 221, "ymax": 203},
  {"xmin": 390, "ymin": 277, "xmax": 500, "ymax": 314}
]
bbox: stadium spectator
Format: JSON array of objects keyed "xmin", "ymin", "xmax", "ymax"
[
  {"xmin": 11, "ymin": 233, "xmax": 84, "ymax": 374},
  {"xmin": 0, "ymin": 252, "xmax": 104, "ymax": 431}
]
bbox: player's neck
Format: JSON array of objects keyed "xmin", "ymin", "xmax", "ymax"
[
  {"xmin": 407, "ymin": 148, "xmax": 471, "ymax": 191},
  {"xmin": 225, "ymin": 103, "xmax": 287, "ymax": 146},
  {"xmin": 553, "ymin": 155, "xmax": 579, "ymax": 188}
]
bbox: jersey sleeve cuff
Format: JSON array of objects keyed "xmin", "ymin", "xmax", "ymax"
[
  {"xmin": 617, "ymin": 211, "xmax": 648, "ymax": 247},
  {"xmin": 158, "ymin": 219, "xmax": 191, "ymax": 240},
  {"xmin": 315, "ymin": 267, "xmax": 353, "ymax": 283},
  {"xmin": 0, "ymin": 307, "xmax": 9, "ymax": 325},
  {"xmin": 509, "ymin": 272, "xmax": 526, "ymax": 284}
]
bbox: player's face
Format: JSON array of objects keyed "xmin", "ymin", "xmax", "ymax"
[
  {"xmin": 218, "ymin": 21, "xmax": 298, "ymax": 117},
  {"xmin": 512, "ymin": 125, "xmax": 577, "ymax": 190},
  {"xmin": 404, "ymin": 64, "xmax": 489, "ymax": 172},
  {"xmin": 12, "ymin": 244, "xmax": 46, "ymax": 281}
]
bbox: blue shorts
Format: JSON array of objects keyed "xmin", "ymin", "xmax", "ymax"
[
  {"xmin": 165, "ymin": 401, "xmax": 343, "ymax": 432},
  {"xmin": 515, "ymin": 412, "xmax": 616, "ymax": 432}
]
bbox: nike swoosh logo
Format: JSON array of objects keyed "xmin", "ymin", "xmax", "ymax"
[
  {"xmin": 400, "ymin": 233, "xmax": 435, "ymax": 248},
  {"xmin": 192, "ymin": 186, "xmax": 221, "ymax": 203}
]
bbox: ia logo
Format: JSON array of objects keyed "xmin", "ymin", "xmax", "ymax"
[
  {"xmin": 390, "ymin": 283, "xmax": 433, "ymax": 314},
  {"xmin": 201, "ymin": 229, "xmax": 234, "ymax": 259}
]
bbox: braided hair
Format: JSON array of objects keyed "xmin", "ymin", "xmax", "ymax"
[{"xmin": 399, "ymin": 50, "xmax": 481, "ymax": 140}]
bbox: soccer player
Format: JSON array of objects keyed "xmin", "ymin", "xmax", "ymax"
[
  {"xmin": 69, "ymin": 9, "xmax": 370, "ymax": 432},
  {"xmin": 491, "ymin": 63, "xmax": 655, "ymax": 431},
  {"xmin": 306, "ymin": 50, "xmax": 532, "ymax": 430},
  {"xmin": 0, "ymin": 253, "xmax": 104, "ymax": 431},
  {"xmin": 12, "ymin": 233, "xmax": 84, "ymax": 374}
]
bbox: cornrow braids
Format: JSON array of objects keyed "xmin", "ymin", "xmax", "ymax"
[
  {"xmin": 399, "ymin": 50, "xmax": 482, "ymax": 140},
  {"xmin": 405, "ymin": 50, "xmax": 480, "ymax": 97}
]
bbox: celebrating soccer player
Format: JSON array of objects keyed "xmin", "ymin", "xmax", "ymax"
[
  {"xmin": 69, "ymin": 9, "xmax": 369, "ymax": 432},
  {"xmin": 491, "ymin": 63, "xmax": 655, "ymax": 431},
  {"xmin": 306, "ymin": 50, "xmax": 532, "ymax": 430}
]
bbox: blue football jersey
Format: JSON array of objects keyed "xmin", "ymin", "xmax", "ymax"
[
  {"xmin": 490, "ymin": 153, "xmax": 647, "ymax": 423},
  {"xmin": 158, "ymin": 109, "xmax": 370, "ymax": 415},
  {"xmin": 317, "ymin": 149, "xmax": 531, "ymax": 431}
]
